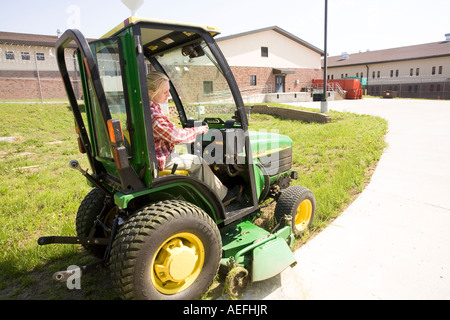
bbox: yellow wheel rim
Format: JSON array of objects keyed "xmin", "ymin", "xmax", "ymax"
[
  {"xmin": 151, "ymin": 233, "xmax": 205, "ymax": 295},
  {"xmin": 295, "ymin": 199, "xmax": 312, "ymax": 232}
]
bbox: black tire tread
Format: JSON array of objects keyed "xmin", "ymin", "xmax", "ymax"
[
  {"xmin": 274, "ymin": 185, "xmax": 315, "ymax": 236},
  {"xmin": 75, "ymin": 188, "xmax": 111, "ymax": 257},
  {"xmin": 109, "ymin": 200, "xmax": 221, "ymax": 300}
]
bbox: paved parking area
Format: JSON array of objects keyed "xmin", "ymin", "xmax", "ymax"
[{"xmin": 244, "ymin": 98, "xmax": 450, "ymax": 300}]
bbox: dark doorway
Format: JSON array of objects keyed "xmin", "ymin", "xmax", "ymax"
[{"xmin": 275, "ymin": 76, "xmax": 285, "ymax": 93}]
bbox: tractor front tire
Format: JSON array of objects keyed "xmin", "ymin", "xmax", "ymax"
[
  {"xmin": 76, "ymin": 188, "xmax": 117, "ymax": 258},
  {"xmin": 109, "ymin": 200, "xmax": 222, "ymax": 300},
  {"xmin": 274, "ymin": 185, "xmax": 316, "ymax": 237}
]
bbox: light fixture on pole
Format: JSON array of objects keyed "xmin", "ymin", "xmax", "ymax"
[
  {"xmin": 321, "ymin": 0, "xmax": 329, "ymax": 113},
  {"xmin": 121, "ymin": 0, "xmax": 145, "ymax": 16}
]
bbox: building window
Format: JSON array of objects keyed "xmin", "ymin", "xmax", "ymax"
[
  {"xmin": 377, "ymin": 71, "xmax": 380, "ymax": 78},
  {"xmin": 5, "ymin": 51, "xmax": 15, "ymax": 60},
  {"xmin": 203, "ymin": 81, "xmax": 213, "ymax": 94},
  {"xmin": 250, "ymin": 75, "xmax": 257, "ymax": 86},
  {"xmin": 430, "ymin": 84, "xmax": 434, "ymax": 92},
  {"xmin": 390, "ymin": 70, "xmax": 394, "ymax": 78},
  {"xmin": 416, "ymin": 68, "xmax": 420, "ymax": 76},
  {"xmin": 261, "ymin": 47, "xmax": 268, "ymax": 57},
  {"xmin": 21, "ymin": 52, "xmax": 30, "ymax": 60},
  {"xmin": 372, "ymin": 71, "xmax": 375, "ymax": 79},
  {"xmin": 410, "ymin": 68, "xmax": 414, "ymax": 76},
  {"xmin": 396, "ymin": 70, "xmax": 399, "ymax": 77},
  {"xmin": 356, "ymin": 72, "xmax": 359, "ymax": 78},
  {"xmin": 432, "ymin": 66, "xmax": 436, "ymax": 75},
  {"xmin": 36, "ymin": 53, "xmax": 45, "ymax": 61},
  {"xmin": 439, "ymin": 66, "xmax": 443, "ymax": 74}
]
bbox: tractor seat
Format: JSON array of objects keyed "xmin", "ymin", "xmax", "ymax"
[
  {"xmin": 158, "ymin": 160, "xmax": 189, "ymax": 176},
  {"xmin": 159, "ymin": 169, "xmax": 189, "ymax": 176}
]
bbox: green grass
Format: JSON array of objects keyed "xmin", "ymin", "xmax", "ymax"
[
  {"xmin": 249, "ymin": 106, "xmax": 387, "ymax": 237},
  {"xmin": 0, "ymin": 102, "xmax": 387, "ymax": 299},
  {"xmin": 0, "ymin": 103, "xmax": 108, "ymax": 299}
]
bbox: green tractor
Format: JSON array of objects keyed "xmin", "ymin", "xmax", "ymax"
[{"xmin": 38, "ymin": 17, "xmax": 316, "ymax": 300}]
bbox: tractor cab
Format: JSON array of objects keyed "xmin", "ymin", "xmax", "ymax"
[
  {"xmin": 40, "ymin": 17, "xmax": 316, "ymax": 300},
  {"xmin": 57, "ymin": 17, "xmax": 293, "ymax": 226}
]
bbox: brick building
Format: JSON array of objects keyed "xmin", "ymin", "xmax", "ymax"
[
  {"xmin": 326, "ymin": 36, "xmax": 450, "ymax": 99},
  {"xmin": 217, "ymin": 26, "xmax": 324, "ymax": 102},
  {"xmin": 0, "ymin": 26, "xmax": 324, "ymax": 102},
  {"xmin": 0, "ymin": 31, "xmax": 87, "ymax": 101}
]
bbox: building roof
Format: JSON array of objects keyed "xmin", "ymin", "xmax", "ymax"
[
  {"xmin": 327, "ymin": 41, "xmax": 450, "ymax": 68},
  {"xmin": 217, "ymin": 26, "xmax": 324, "ymax": 56},
  {"xmin": 0, "ymin": 31, "xmax": 95, "ymax": 47}
]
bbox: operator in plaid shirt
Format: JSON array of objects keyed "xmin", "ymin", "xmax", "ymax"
[{"xmin": 147, "ymin": 71, "xmax": 240, "ymax": 205}]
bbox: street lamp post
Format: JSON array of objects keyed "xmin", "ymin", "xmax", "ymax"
[{"xmin": 321, "ymin": 0, "xmax": 329, "ymax": 113}]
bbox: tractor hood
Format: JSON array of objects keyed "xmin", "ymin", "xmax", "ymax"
[
  {"xmin": 248, "ymin": 130, "xmax": 292, "ymax": 159},
  {"xmin": 248, "ymin": 130, "xmax": 294, "ymax": 187}
]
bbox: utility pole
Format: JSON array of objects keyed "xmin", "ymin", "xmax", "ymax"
[{"xmin": 321, "ymin": 0, "xmax": 329, "ymax": 113}]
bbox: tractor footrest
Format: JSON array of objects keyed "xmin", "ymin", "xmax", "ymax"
[{"xmin": 37, "ymin": 236, "xmax": 110, "ymax": 246}]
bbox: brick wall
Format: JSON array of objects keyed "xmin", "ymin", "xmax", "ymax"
[
  {"xmin": 0, "ymin": 70, "xmax": 81, "ymax": 100},
  {"xmin": 231, "ymin": 66, "xmax": 322, "ymax": 93},
  {"xmin": 0, "ymin": 65, "xmax": 323, "ymax": 101}
]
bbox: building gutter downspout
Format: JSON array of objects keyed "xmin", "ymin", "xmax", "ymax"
[{"xmin": 366, "ymin": 64, "xmax": 370, "ymax": 95}]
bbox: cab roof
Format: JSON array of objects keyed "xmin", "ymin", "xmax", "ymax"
[{"xmin": 101, "ymin": 16, "xmax": 221, "ymax": 39}]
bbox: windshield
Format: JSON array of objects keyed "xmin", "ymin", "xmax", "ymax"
[{"xmin": 149, "ymin": 39, "xmax": 239, "ymax": 126}]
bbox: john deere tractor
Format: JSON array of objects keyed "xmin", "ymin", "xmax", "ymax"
[{"xmin": 38, "ymin": 17, "xmax": 316, "ymax": 300}]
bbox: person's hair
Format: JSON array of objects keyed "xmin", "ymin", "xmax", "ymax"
[{"xmin": 146, "ymin": 71, "xmax": 169, "ymax": 101}]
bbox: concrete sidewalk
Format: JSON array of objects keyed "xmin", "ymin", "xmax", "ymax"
[{"xmin": 244, "ymin": 98, "xmax": 450, "ymax": 300}]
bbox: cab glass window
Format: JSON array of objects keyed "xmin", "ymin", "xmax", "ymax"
[
  {"xmin": 88, "ymin": 39, "xmax": 131, "ymax": 159},
  {"xmin": 155, "ymin": 40, "xmax": 238, "ymax": 124},
  {"xmin": 140, "ymin": 27, "xmax": 239, "ymax": 128}
]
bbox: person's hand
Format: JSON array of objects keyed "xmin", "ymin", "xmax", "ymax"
[{"xmin": 200, "ymin": 125, "xmax": 209, "ymax": 134}]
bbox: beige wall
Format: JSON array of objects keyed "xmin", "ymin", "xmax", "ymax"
[
  {"xmin": 328, "ymin": 56, "xmax": 449, "ymax": 84},
  {"xmin": 0, "ymin": 44, "xmax": 76, "ymax": 72},
  {"xmin": 218, "ymin": 30, "xmax": 322, "ymax": 69}
]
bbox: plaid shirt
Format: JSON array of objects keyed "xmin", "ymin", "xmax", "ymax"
[{"xmin": 150, "ymin": 102, "xmax": 206, "ymax": 169}]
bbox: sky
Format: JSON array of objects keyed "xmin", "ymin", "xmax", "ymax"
[{"xmin": 0, "ymin": 0, "xmax": 448, "ymax": 57}]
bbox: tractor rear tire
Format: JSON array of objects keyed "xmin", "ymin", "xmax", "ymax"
[
  {"xmin": 274, "ymin": 185, "xmax": 315, "ymax": 237},
  {"xmin": 76, "ymin": 188, "xmax": 117, "ymax": 258},
  {"xmin": 109, "ymin": 200, "xmax": 222, "ymax": 300}
]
